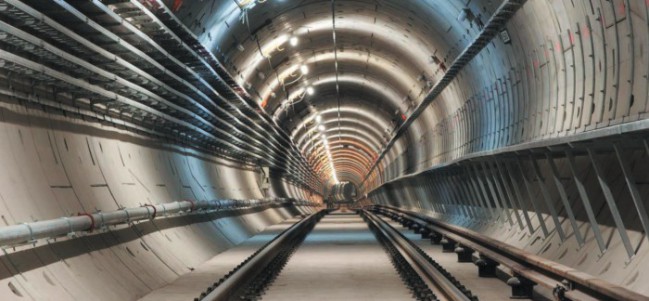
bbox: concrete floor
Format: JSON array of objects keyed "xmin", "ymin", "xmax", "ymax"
[
  {"xmin": 140, "ymin": 212, "xmax": 513, "ymax": 301},
  {"xmin": 263, "ymin": 213, "xmax": 413, "ymax": 300},
  {"xmin": 139, "ymin": 217, "xmax": 303, "ymax": 301},
  {"xmin": 388, "ymin": 219, "xmax": 513, "ymax": 301}
]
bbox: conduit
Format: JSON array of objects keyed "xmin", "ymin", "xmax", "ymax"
[{"xmin": 0, "ymin": 198, "xmax": 317, "ymax": 248}]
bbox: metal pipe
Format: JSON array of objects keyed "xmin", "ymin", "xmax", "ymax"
[{"xmin": 0, "ymin": 198, "xmax": 317, "ymax": 248}]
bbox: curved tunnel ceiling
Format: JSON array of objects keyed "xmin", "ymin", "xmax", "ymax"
[
  {"xmin": 1, "ymin": 1, "xmax": 648, "ymax": 298},
  {"xmin": 166, "ymin": 0, "xmax": 496, "ymax": 190}
]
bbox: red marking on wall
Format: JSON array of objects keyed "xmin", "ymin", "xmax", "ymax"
[
  {"xmin": 555, "ymin": 42, "xmax": 561, "ymax": 52},
  {"xmin": 260, "ymin": 99, "xmax": 268, "ymax": 108},
  {"xmin": 172, "ymin": 0, "xmax": 183, "ymax": 12},
  {"xmin": 401, "ymin": 114, "xmax": 407, "ymax": 121},
  {"xmin": 569, "ymin": 32, "xmax": 575, "ymax": 45},
  {"xmin": 619, "ymin": 2, "xmax": 626, "ymax": 16},
  {"xmin": 582, "ymin": 26, "xmax": 590, "ymax": 38}
]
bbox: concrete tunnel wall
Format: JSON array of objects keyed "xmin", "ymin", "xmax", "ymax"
[
  {"xmin": 370, "ymin": 0, "xmax": 649, "ymax": 188},
  {"xmin": 368, "ymin": 140, "xmax": 649, "ymax": 296},
  {"xmin": 356, "ymin": 0, "xmax": 649, "ymax": 295},
  {"xmin": 0, "ymin": 100, "xmax": 316, "ymax": 300},
  {"xmin": 0, "ymin": 0, "xmax": 648, "ymax": 299}
]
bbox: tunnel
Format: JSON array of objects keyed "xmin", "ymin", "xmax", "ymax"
[{"xmin": 0, "ymin": 0, "xmax": 648, "ymax": 300}]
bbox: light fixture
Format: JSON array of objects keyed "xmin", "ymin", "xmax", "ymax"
[
  {"xmin": 289, "ymin": 36, "xmax": 299, "ymax": 46},
  {"xmin": 306, "ymin": 86, "xmax": 315, "ymax": 95},
  {"xmin": 300, "ymin": 64, "xmax": 309, "ymax": 75},
  {"xmin": 318, "ymin": 125, "xmax": 326, "ymax": 131},
  {"xmin": 315, "ymin": 115, "xmax": 322, "ymax": 123}
]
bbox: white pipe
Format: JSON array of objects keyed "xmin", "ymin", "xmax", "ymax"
[{"xmin": 0, "ymin": 198, "xmax": 318, "ymax": 248}]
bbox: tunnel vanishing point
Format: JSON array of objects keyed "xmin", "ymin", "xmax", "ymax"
[{"xmin": 0, "ymin": 0, "xmax": 648, "ymax": 300}]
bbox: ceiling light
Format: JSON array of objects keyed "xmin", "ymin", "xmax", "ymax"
[
  {"xmin": 306, "ymin": 86, "xmax": 315, "ymax": 95},
  {"xmin": 300, "ymin": 65, "xmax": 309, "ymax": 75},
  {"xmin": 289, "ymin": 36, "xmax": 299, "ymax": 46},
  {"xmin": 318, "ymin": 125, "xmax": 326, "ymax": 131},
  {"xmin": 315, "ymin": 115, "xmax": 322, "ymax": 123}
]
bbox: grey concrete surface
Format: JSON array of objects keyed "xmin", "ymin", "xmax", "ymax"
[
  {"xmin": 139, "ymin": 217, "xmax": 305, "ymax": 301},
  {"xmin": 263, "ymin": 213, "xmax": 413, "ymax": 301},
  {"xmin": 0, "ymin": 103, "xmax": 316, "ymax": 300}
]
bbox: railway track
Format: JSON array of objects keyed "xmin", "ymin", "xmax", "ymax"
[
  {"xmin": 188, "ymin": 206, "xmax": 649, "ymax": 301},
  {"xmin": 362, "ymin": 209, "xmax": 480, "ymax": 301},
  {"xmin": 373, "ymin": 205, "xmax": 649, "ymax": 301},
  {"xmin": 192, "ymin": 209, "xmax": 491, "ymax": 301},
  {"xmin": 194, "ymin": 210, "xmax": 327, "ymax": 301}
]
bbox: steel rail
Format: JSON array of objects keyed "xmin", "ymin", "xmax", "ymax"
[
  {"xmin": 200, "ymin": 210, "xmax": 326, "ymax": 301},
  {"xmin": 0, "ymin": 198, "xmax": 317, "ymax": 248},
  {"xmin": 363, "ymin": 210, "xmax": 475, "ymax": 301},
  {"xmin": 360, "ymin": 0, "xmax": 527, "ymax": 187},
  {"xmin": 376, "ymin": 205, "xmax": 649, "ymax": 301}
]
